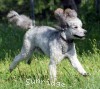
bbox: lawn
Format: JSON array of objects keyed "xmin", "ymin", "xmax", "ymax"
[{"xmin": 0, "ymin": 22, "xmax": 100, "ymax": 89}]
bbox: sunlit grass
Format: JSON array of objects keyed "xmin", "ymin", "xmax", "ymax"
[{"xmin": 0, "ymin": 51, "xmax": 100, "ymax": 89}]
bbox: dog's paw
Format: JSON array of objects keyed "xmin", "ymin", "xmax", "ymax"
[{"xmin": 82, "ymin": 73, "xmax": 89, "ymax": 77}]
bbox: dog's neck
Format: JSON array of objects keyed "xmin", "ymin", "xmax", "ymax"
[
  {"xmin": 60, "ymin": 35, "xmax": 73, "ymax": 43},
  {"xmin": 60, "ymin": 31, "xmax": 74, "ymax": 44},
  {"xmin": 59, "ymin": 31, "xmax": 74, "ymax": 54}
]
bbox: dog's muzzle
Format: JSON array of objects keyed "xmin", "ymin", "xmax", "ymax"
[{"xmin": 74, "ymin": 30, "xmax": 87, "ymax": 39}]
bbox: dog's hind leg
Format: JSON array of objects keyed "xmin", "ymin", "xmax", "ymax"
[
  {"xmin": 9, "ymin": 39, "xmax": 35, "ymax": 72},
  {"xmin": 26, "ymin": 48, "xmax": 35, "ymax": 65}
]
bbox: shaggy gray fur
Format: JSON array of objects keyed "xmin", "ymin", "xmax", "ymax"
[{"xmin": 7, "ymin": 10, "xmax": 33, "ymax": 30}]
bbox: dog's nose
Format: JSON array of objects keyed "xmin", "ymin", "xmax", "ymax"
[{"xmin": 84, "ymin": 30, "xmax": 87, "ymax": 34}]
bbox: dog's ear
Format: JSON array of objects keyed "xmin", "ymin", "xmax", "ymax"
[
  {"xmin": 54, "ymin": 8, "xmax": 67, "ymax": 27},
  {"xmin": 64, "ymin": 8, "xmax": 77, "ymax": 18},
  {"xmin": 54, "ymin": 8, "xmax": 64, "ymax": 17},
  {"xmin": 54, "ymin": 8, "xmax": 64, "ymax": 22}
]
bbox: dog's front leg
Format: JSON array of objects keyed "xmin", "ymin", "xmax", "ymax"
[
  {"xmin": 68, "ymin": 53, "xmax": 87, "ymax": 76},
  {"xmin": 49, "ymin": 51, "xmax": 64, "ymax": 82}
]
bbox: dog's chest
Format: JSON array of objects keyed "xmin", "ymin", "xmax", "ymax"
[
  {"xmin": 59, "ymin": 39, "xmax": 74, "ymax": 54},
  {"xmin": 49, "ymin": 37, "xmax": 74, "ymax": 56}
]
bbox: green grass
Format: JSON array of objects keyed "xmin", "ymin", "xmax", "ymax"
[
  {"xmin": 0, "ymin": 52, "xmax": 100, "ymax": 89},
  {"xmin": 0, "ymin": 22, "xmax": 100, "ymax": 89}
]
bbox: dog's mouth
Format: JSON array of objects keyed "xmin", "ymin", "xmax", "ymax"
[{"xmin": 73, "ymin": 35, "xmax": 85, "ymax": 39}]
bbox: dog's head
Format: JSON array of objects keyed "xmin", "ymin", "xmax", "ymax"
[
  {"xmin": 54, "ymin": 8, "xmax": 87, "ymax": 39},
  {"xmin": 66, "ymin": 17, "xmax": 87, "ymax": 39}
]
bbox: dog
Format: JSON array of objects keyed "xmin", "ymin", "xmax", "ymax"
[{"xmin": 8, "ymin": 8, "xmax": 87, "ymax": 82}]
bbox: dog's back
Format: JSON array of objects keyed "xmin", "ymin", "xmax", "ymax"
[{"xmin": 25, "ymin": 26, "xmax": 57, "ymax": 56}]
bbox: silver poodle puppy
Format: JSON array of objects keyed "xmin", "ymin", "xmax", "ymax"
[{"xmin": 7, "ymin": 8, "xmax": 88, "ymax": 82}]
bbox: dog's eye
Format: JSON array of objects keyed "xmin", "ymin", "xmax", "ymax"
[{"xmin": 74, "ymin": 26, "xmax": 78, "ymax": 29}]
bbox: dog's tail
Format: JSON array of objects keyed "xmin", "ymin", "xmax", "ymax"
[{"xmin": 7, "ymin": 10, "xmax": 35, "ymax": 31}]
